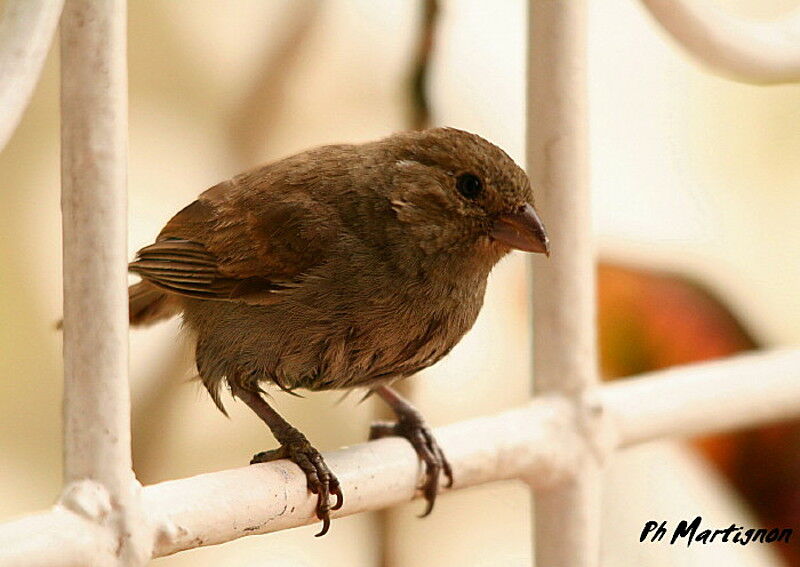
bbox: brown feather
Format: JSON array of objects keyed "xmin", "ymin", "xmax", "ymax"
[{"xmin": 128, "ymin": 281, "xmax": 180, "ymax": 326}]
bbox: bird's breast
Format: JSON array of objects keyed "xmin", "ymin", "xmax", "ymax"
[
  {"xmin": 185, "ymin": 258, "xmax": 490, "ymax": 393},
  {"xmin": 303, "ymin": 276, "xmax": 488, "ymax": 390}
]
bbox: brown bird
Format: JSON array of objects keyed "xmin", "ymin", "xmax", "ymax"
[{"xmin": 128, "ymin": 127, "xmax": 549, "ymax": 535}]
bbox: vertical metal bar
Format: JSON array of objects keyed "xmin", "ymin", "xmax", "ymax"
[
  {"xmin": 61, "ymin": 0, "xmax": 129, "ymax": 498},
  {"xmin": 527, "ymin": 1, "xmax": 600, "ymax": 566},
  {"xmin": 61, "ymin": 1, "xmax": 150, "ymax": 565}
]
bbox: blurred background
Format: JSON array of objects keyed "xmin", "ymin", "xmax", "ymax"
[{"xmin": 1, "ymin": 0, "xmax": 799, "ymax": 565}]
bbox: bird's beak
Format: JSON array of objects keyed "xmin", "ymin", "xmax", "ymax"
[{"xmin": 491, "ymin": 204, "xmax": 550, "ymax": 256}]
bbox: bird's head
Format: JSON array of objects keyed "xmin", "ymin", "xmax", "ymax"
[{"xmin": 380, "ymin": 127, "xmax": 549, "ymax": 268}]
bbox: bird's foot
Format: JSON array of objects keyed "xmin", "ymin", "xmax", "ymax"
[
  {"xmin": 369, "ymin": 411, "xmax": 453, "ymax": 517},
  {"xmin": 251, "ymin": 431, "xmax": 343, "ymax": 537}
]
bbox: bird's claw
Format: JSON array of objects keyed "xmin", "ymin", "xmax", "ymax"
[
  {"xmin": 369, "ymin": 415, "xmax": 453, "ymax": 516},
  {"xmin": 251, "ymin": 436, "xmax": 343, "ymax": 537}
]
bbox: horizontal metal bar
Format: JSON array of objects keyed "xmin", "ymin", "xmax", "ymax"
[
  {"xmin": 603, "ymin": 348, "xmax": 800, "ymax": 446},
  {"xmin": 0, "ymin": 349, "xmax": 797, "ymax": 564},
  {"xmin": 0, "ymin": 398, "xmax": 580, "ymax": 564},
  {"xmin": 0, "ymin": 507, "xmax": 109, "ymax": 567}
]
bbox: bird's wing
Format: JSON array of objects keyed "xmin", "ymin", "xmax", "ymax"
[{"xmin": 129, "ymin": 179, "xmax": 339, "ymax": 304}]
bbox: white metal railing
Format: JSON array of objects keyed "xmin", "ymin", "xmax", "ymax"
[
  {"xmin": 2, "ymin": 350, "xmax": 800, "ymax": 564},
  {"xmin": 638, "ymin": 0, "xmax": 800, "ymax": 84},
  {"xmin": 58, "ymin": 1, "xmax": 159, "ymax": 565},
  {"xmin": 0, "ymin": 0, "xmax": 63, "ymax": 151},
  {"xmin": 528, "ymin": 2, "xmax": 600, "ymax": 566},
  {"xmin": 0, "ymin": 1, "xmax": 799, "ymax": 566}
]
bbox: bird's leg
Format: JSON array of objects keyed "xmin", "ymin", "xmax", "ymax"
[
  {"xmin": 369, "ymin": 384, "xmax": 453, "ymax": 516},
  {"xmin": 233, "ymin": 386, "xmax": 343, "ymax": 536}
]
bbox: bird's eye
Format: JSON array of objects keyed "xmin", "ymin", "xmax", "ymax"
[{"xmin": 456, "ymin": 173, "xmax": 483, "ymax": 200}]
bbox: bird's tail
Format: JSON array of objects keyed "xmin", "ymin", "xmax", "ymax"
[{"xmin": 129, "ymin": 280, "xmax": 180, "ymax": 326}]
